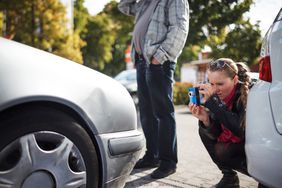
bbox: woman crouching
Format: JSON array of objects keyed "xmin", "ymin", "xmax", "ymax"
[{"xmin": 189, "ymin": 58, "xmax": 253, "ymax": 188}]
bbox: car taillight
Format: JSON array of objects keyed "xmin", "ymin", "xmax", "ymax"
[
  {"xmin": 259, "ymin": 56, "xmax": 272, "ymax": 82},
  {"xmin": 259, "ymin": 28, "xmax": 272, "ymax": 82}
]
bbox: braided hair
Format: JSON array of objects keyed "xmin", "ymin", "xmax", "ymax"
[
  {"xmin": 235, "ymin": 62, "xmax": 251, "ymax": 107},
  {"xmin": 208, "ymin": 58, "xmax": 251, "ymax": 107}
]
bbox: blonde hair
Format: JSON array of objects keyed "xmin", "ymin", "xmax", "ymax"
[{"xmin": 208, "ymin": 58, "xmax": 251, "ymax": 107}]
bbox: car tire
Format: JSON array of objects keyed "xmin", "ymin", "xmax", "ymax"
[{"xmin": 0, "ymin": 106, "xmax": 99, "ymax": 188}]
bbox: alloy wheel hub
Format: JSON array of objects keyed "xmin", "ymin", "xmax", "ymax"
[{"xmin": 0, "ymin": 132, "xmax": 87, "ymax": 188}]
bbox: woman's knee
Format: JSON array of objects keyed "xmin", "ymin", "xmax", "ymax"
[{"xmin": 215, "ymin": 143, "xmax": 230, "ymax": 163}]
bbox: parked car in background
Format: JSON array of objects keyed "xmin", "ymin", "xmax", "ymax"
[
  {"xmin": 114, "ymin": 69, "xmax": 138, "ymax": 108},
  {"xmin": 247, "ymin": 72, "xmax": 259, "ymax": 83},
  {"xmin": 0, "ymin": 38, "xmax": 144, "ymax": 188},
  {"xmin": 246, "ymin": 8, "xmax": 282, "ymax": 188}
]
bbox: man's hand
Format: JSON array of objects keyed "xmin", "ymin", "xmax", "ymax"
[{"xmin": 151, "ymin": 57, "xmax": 160, "ymax": 65}]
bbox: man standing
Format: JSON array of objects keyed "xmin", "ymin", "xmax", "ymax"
[{"xmin": 118, "ymin": 0, "xmax": 189, "ymax": 179}]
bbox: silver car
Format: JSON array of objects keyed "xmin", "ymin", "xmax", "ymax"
[
  {"xmin": 246, "ymin": 8, "xmax": 282, "ymax": 188},
  {"xmin": 0, "ymin": 38, "xmax": 144, "ymax": 188}
]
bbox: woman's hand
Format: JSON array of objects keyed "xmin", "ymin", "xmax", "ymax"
[
  {"xmin": 188, "ymin": 103, "xmax": 210, "ymax": 127},
  {"xmin": 195, "ymin": 83, "xmax": 215, "ymax": 103}
]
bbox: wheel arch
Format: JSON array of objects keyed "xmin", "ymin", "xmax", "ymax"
[{"xmin": 0, "ymin": 100, "xmax": 105, "ymax": 187}]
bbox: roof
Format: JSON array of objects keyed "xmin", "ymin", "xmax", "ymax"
[
  {"xmin": 182, "ymin": 59, "xmax": 213, "ymax": 68},
  {"xmin": 190, "ymin": 59, "xmax": 213, "ymax": 65}
]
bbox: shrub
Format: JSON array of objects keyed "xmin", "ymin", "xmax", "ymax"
[{"xmin": 173, "ymin": 82, "xmax": 193, "ymax": 105}]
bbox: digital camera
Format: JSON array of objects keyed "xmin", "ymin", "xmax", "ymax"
[{"xmin": 188, "ymin": 87, "xmax": 200, "ymax": 105}]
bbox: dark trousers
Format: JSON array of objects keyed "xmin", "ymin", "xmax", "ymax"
[
  {"xmin": 199, "ymin": 127, "xmax": 248, "ymax": 176},
  {"xmin": 135, "ymin": 54, "xmax": 177, "ymax": 169}
]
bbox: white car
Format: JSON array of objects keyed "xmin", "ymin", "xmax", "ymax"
[
  {"xmin": 0, "ymin": 38, "xmax": 144, "ymax": 188},
  {"xmin": 246, "ymin": 8, "xmax": 282, "ymax": 188}
]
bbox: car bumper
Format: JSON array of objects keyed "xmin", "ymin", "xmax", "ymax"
[
  {"xmin": 246, "ymin": 81, "xmax": 282, "ymax": 188},
  {"xmin": 96, "ymin": 129, "xmax": 144, "ymax": 188}
]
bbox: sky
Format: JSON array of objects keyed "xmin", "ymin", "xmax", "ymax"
[{"xmin": 84, "ymin": 0, "xmax": 282, "ymax": 36}]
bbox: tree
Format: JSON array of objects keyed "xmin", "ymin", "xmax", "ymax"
[
  {"xmin": 84, "ymin": 0, "xmax": 260, "ymax": 78},
  {"xmin": 53, "ymin": 32, "xmax": 85, "ymax": 64},
  {"xmin": 82, "ymin": 13, "xmax": 116, "ymax": 71},
  {"xmin": 0, "ymin": 11, "xmax": 3, "ymax": 36},
  {"xmin": 208, "ymin": 20, "xmax": 261, "ymax": 65},
  {"xmin": 81, "ymin": 0, "xmax": 134, "ymax": 76},
  {"xmin": 103, "ymin": 0, "xmax": 134, "ymax": 76},
  {"xmin": 86, "ymin": 0, "xmax": 260, "ymax": 77},
  {"xmin": 188, "ymin": 0, "xmax": 254, "ymax": 45},
  {"xmin": 74, "ymin": 0, "xmax": 89, "ymax": 35},
  {"xmin": 175, "ymin": 0, "xmax": 261, "ymax": 79},
  {"xmin": 0, "ymin": 0, "xmax": 84, "ymax": 64}
]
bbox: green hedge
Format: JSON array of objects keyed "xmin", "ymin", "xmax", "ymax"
[{"xmin": 173, "ymin": 82, "xmax": 193, "ymax": 105}]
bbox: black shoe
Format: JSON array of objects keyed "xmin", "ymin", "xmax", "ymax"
[
  {"xmin": 213, "ymin": 174, "xmax": 239, "ymax": 188},
  {"xmin": 150, "ymin": 167, "xmax": 176, "ymax": 179},
  {"xmin": 134, "ymin": 158, "xmax": 159, "ymax": 169}
]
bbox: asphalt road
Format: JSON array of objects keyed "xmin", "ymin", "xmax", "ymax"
[{"xmin": 125, "ymin": 106, "xmax": 258, "ymax": 188}]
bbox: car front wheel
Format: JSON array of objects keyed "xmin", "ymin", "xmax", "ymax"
[{"xmin": 0, "ymin": 106, "xmax": 99, "ymax": 188}]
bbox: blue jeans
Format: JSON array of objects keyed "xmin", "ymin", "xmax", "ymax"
[{"xmin": 135, "ymin": 54, "xmax": 177, "ymax": 169}]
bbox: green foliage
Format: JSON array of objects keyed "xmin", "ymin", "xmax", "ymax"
[
  {"xmin": 102, "ymin": 1, "xmax": 134, "ymax": 76},
  {"xmin": 181, "ymin": 0, "xmax": 260, "ymax": 66},
  {"xmin": 82, "ymin": 13, "xmax": 116, "ymax": 70},
  {"xmin": 0, "ymin": 12, "xmax": 3, "ymax": 36},
  {"xmin": 80, "ymin": 0, "xmax": 261, "ymax": 75},
  {"xmin": 0, "ymin": 0, "xmax": 65, "ymax": 47},
  {"xmin": 0, "ymin": 0, "xmax": 262, "ymax": 74},
  {"xmin": 208, "ymin": 20, "xmax": 262, "ymax": 65},
  {"xmin": 53, "ymin": 32, "xmax": 85, "ymax": 64},
  {"xmin": 74, "ymin": 0, "xmax": 89, "ymax": 35},
  {"xmin": 173, "ymin": 82, "xmax": 193, "ymax": 105},
  {"xmin": 81, "ymin": 1, "xmax": 134, "ymax": 76},
  {"xmin": 188, "ymin": 0, "xmax": 254, "ymax": 45},
  {"xmin": 0, "ymin": 0, "xmax": 84, "ymax": 64}
]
